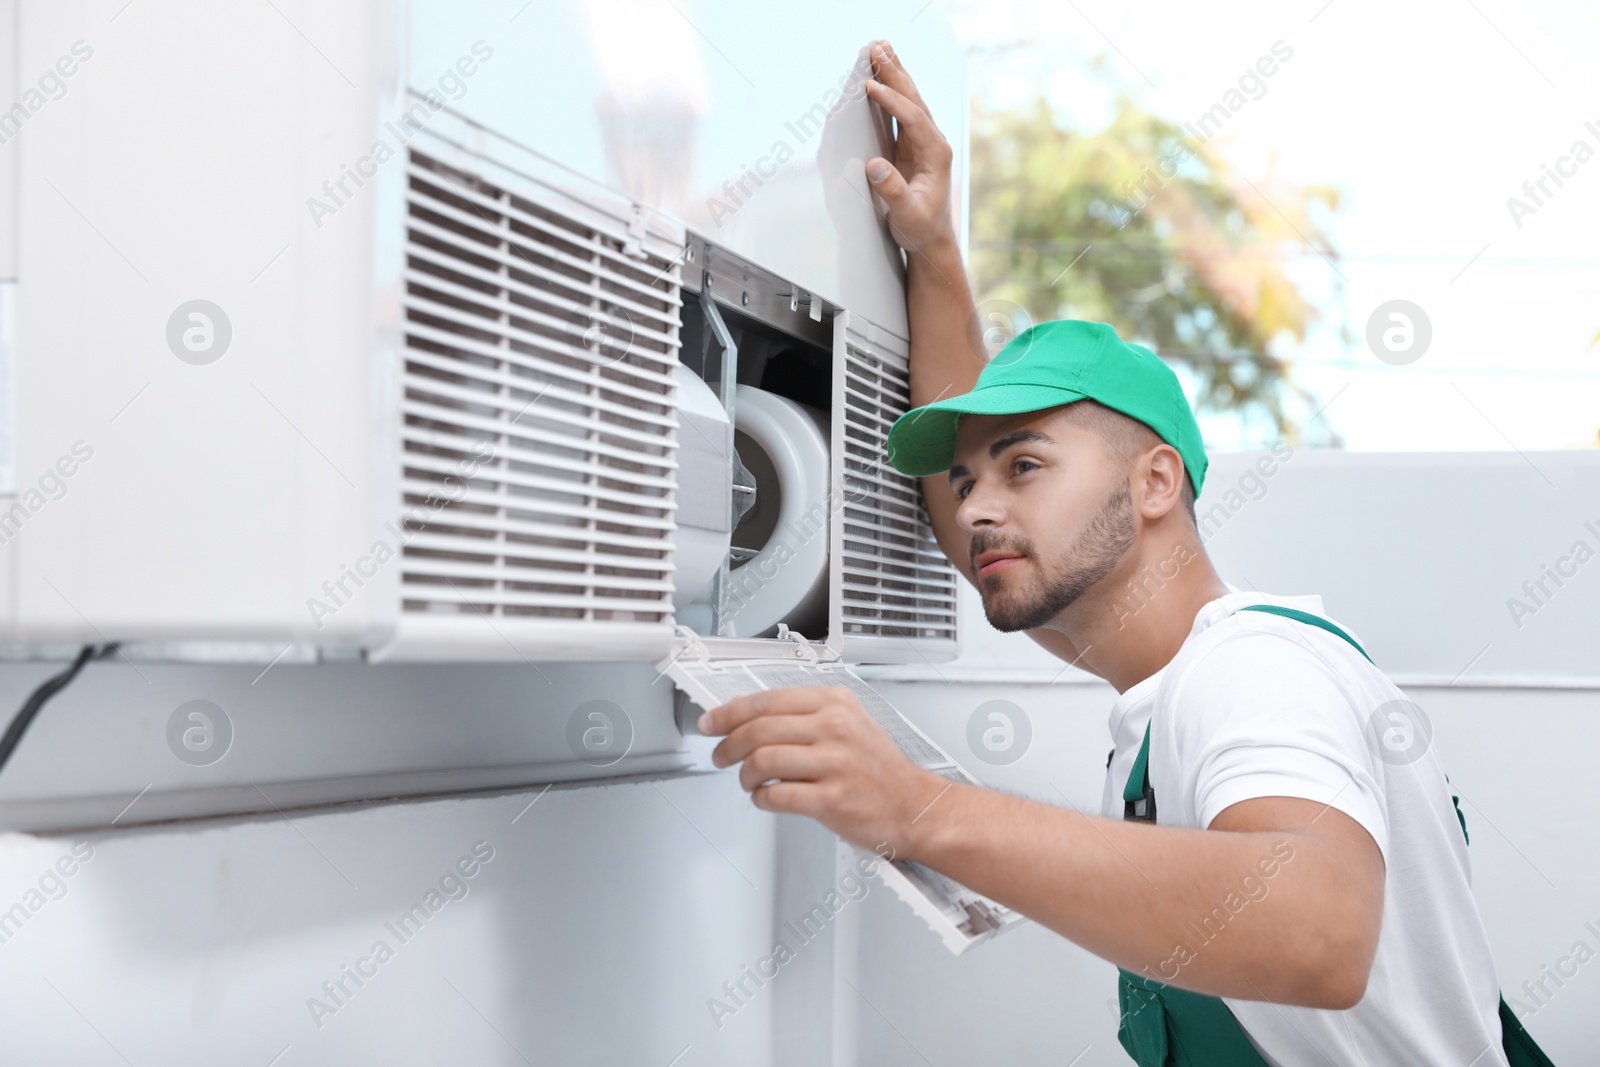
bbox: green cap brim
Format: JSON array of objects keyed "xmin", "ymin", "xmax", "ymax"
[{"xmin": 885, "ymin": 383, "xmax": 1089, "ymax": 477}]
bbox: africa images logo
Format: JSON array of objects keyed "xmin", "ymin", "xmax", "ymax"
[{"xmin": 166, "ymin": 700, "xmax": 234, "ymax": 767}]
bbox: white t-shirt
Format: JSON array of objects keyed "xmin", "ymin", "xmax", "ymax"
[{"xmin": 1098, "ymin": 588, "xmax": 1508, "ymax": 1067}]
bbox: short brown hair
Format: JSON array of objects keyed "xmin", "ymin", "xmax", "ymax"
[{"xmin": 1060, "ymin": 400, "xmax": 1197, "ymax": 525}]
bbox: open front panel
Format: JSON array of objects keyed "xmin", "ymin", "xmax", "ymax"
[
  {"xmin": 661, "ymin": 643, "xmax": 1025, "ymax": 953},
  {"xmin": 830, "ymin": 313, "xmax": 960, "ymax": 665}
]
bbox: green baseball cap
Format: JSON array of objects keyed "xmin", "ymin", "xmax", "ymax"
[{"xmin": 885, "ymin": 319, "xmax": 1208, "ymax": 496}]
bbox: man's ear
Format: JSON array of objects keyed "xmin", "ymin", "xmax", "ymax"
[{"xmin": 1136, "ymin": 444, "xmax": 1187, "ymax": 520}]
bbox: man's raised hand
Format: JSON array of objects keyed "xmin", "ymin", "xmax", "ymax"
[{"xmin": 864, "ymin": 40, "xmax": 957, "ymax": 260}]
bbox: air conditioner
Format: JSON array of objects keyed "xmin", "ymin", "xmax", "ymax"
[
  {"xmin": 0, "ymin": 1, "xmax": 962, "ymax": 671},
  {"xmin": 0, "ymin": 109, "xmax": 960, "ymax": 668}
]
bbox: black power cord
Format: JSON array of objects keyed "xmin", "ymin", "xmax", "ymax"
[{"xmin": 0, "ymin": 643, "xmax": 118, "ymax": 776}]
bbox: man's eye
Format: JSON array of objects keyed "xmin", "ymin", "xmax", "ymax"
[
  {"xmin": 955, "ymin": 482, "xmax": 973, "ymax": 501},
  {"xmin": 1013, "ymin": 459, "xmax": 1038, "ymax": 475}
]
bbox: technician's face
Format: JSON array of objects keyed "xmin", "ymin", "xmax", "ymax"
[{"xmin": 947, "ymin": 407, "xmax": 1134, "ymax": 632}]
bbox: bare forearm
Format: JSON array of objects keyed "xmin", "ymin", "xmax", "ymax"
[
  {"xmin": 905, "ymin": 233, "xmax": 982, "ymax": 409},
  {"xmin": 903, "ymin": 777, "xmax": 1373, "ymax": 1007},
  {"xmin": 904, "ymin": 234, "xmax": 983, "ymax": 578}
]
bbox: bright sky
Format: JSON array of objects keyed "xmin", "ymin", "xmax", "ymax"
[{"xmin": 944, "ymin": 0, "xmax": 1600, "ymax": 452}]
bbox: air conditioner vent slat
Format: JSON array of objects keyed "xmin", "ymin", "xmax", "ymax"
[
  {"xmin": 403, "ymin": 315, "xmax": 678, "ymax": 408},
  {"xmin": 394, "ymin": 495, "xmax": 673, "ymax": 554},
  {"xmin": 400, "ymin": 147, "xmax": 681, "ymax": 628},
  {"xmin": 405, "ymin": 160, "xmax": 680, "ymax": 303},
  {"xmin": 399, "ymin": 556, "xmax": 672, "ymax": 594},
  {"xmin": 400, "ymin": 228, "xmax": 681, "ymax": 354},
  {"xmin": 404, "ymin": 191, "xmax": 680, "ymax": 317},
  {"xmin": 403, "ymin": 181, "xmax": 683, "ymax": 327},
  {"xmin": 400, "ymin": 395, "xmax": 672, "ymax": 461},
  {"xmin": 843, "ymin": 497, "xmax": 925, "ymax": 527},
  {"xmin": 399, "ymin": 530, "xmax": 672, "ymax": 573},
  {"xmin": 839, "ymin": 559, "xmax": 959, "ymax": 591},
  {"xmin": 401, "ymin": 477, "xmax": 673, "ymax": 533},
  {"xmin": 835, "ymin": 326, "xmax": 959, "ymax": 653},
  {"xmin": 842, "ymin": 366, "xmax": 911, "ymax": 407},
  {"xmin": 841, "ymin": 467, "xmax": 923, "ymax": 509},
  {"xmin": 401, "ymin": 582, "xmax": 671, "ymax": 614},
  {"xmin": 400, "ymin": 410, "xmax": 673, "ymax": 478},
  {"xmin": 399, "ymin": 269, "xmax": 681, "ymax": 396},
  {"xmin": 840, "ymin": 384, "xmax": 906, "ymax": 429},
  {"xmin": 401, "ymin": 430, "xmax": 676, "ymax": 492},
  {"xmin": 401, "ymin": 366, "xmax": 675, "ymax": 443},
  {"xmin": 402, "ymin": 451, "xmax": 673, "ymax": 510},
  {"xmin": 402, "ymin": 342, "xmax": 675, "ymax": 427}
]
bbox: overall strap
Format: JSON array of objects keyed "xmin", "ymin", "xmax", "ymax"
[
  {"xmin": 1234, "ymin": 603, "xmax": 1374, "ymax": 664},
  {"xmin": 1123, "ymin": 603, "xmax": 1370, "ymax": 820}
]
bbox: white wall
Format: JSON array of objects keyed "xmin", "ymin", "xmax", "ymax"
[{"xmin": 0, "ymin": 774, "xmax": 792, "ymax": 1065}]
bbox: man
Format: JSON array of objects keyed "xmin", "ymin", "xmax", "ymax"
[{"xmin": 698, "ymin": 41, "xmax": 1551, "ymax": 1066}]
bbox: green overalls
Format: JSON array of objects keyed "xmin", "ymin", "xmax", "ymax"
[{"xmin": 1114, "ymin": 603, "xmax": 1556, "ymax": 1067}]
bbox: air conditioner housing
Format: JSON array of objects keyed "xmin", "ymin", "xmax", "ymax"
[{"xmin": 0, "ymin": 0, "xmax": 966, "ymax": 667}]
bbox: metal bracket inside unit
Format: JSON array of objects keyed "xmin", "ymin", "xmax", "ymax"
[
  {"xmin": 683, "ymin": 232, "xmax": 832, "ymax": 349},
  {"xmin": 698, "ymin": 284, "xmax": 739, "ymax": 637},
  {"xmin": 788, "ymin": 288, "xmax": 824, "ymax": 322}
]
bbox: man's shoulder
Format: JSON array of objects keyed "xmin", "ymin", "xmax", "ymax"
[{"xmin": 1153, "ymin": 595, "xmax": 1382, "ymax": 715}]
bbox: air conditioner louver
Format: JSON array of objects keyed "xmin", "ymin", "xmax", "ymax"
[
  {"xmin": 399, "ymin": 148, "xmax": 682, "ymax": 633},
  {"xmin": 831, "ymin": 316, "xmax": 959, "ymax": 661}
]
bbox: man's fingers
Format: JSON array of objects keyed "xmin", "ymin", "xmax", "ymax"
[
  {"xmin": 864, "ymin": 78, "xmax": 950, "ymax": 175},
  {"xmin": 870, "ymin": 39, "xmax": 929, "ymax": 111},
  {"xmin": 866, "ymin": 156, "xmax": 910, "ymax": 206},
  {"xmin": 711, "ymin": 713, "xmax": 828, "ymax": 769},
  {"xmin": 738, "ymin": 743, "xmax": 833, "ymax": 792},
  {"xmin": 699, "ymin": 684, "xmax": 848, "ymax": 735},
  {"xmin": 751, "ymin": 780, "xmax": 827, "ymax": 818},
  {"xmin": 863, "ymin": 77, "xmax": 928, "ymax": 139}
]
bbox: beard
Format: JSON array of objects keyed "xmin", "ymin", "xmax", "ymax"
[{"xmin": 974, "ymin": 477, "xmax": 1136, "ymax": 632}]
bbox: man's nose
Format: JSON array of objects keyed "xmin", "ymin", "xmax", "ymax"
[{"xmin": 956, "ymin": 478, "xmax": 1005, "ymax": 528}]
